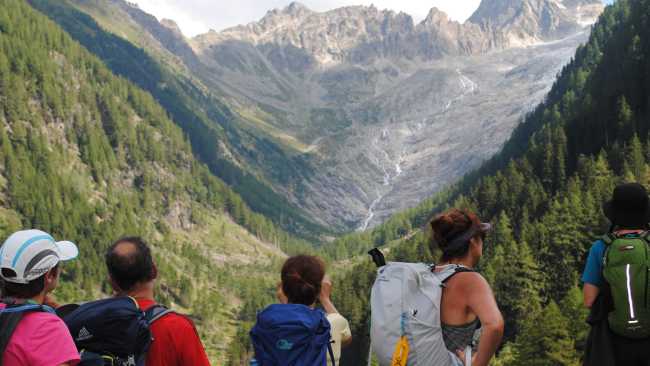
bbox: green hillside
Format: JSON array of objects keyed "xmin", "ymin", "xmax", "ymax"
[
  {"xmin": 25, "ymin": 0, "xmax": 330, "ymax": 240},
  {"xmin": 319, "ymin": 0, "xmax": 650, "ymax": 365},
  {"xmin": 0, "ymin": 0, "xmax": 321, "ymax": 362},
  {"xmin": 5, "ymin": 0, "xmax": 650, "ymax": 364}
]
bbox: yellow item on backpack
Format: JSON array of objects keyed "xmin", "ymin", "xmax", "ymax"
[{"xmin": 391, "ymin": 335, "xmax": 410, "ymax": 366}]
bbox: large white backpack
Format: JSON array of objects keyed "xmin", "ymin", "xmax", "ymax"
[{"xmin": 369, "ymin": 262, "xmax": 472, "ymax": 366}]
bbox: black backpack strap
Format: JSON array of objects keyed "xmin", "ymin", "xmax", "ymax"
[
  {"xmin": 144, "ymin": 304, "xmax": 174, "ymax": 325},
  {"xmin": 327, "ymin": 341, "xmax": 336, "ymax": 366},
  {"xmin": 601, "ymin": 234, "xmax": 612, "ymax": 245},
  {"xmin": 0, "ymin": 304, "xmax": 45, "ymax": 364},
  {"xmin": 642, "ymin": 231, "xmax": 650, "ymax": 244},
  {"xmin": 441, "ymin": 266, "xmax": 477, "ymax": 284},
  {"xmin": 0, "ymin": 312, "xmax": 25, "ymax": 364}
]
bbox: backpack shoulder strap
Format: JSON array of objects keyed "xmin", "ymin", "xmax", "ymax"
[
  {"xmin": 327, "ymin": 341, "xmax": 336, "ymax": 366},
  {"xmin": 0, "ymin": 304, "xmax": 46, "ymax": 364},
  {"xmin": 602, "ymin": 233, "xmax": 616, "ymax": 246},
  {"xmin": 144, "ymin": 304, "xmax": 175, "ymax": 325},
  {"xmin": 642, "ymin": 231, "xmax": 650, "ymax": 244},
  {"xmin": 438, "ymin": 265, "xmax": 477, "ymax": 285},
  {"xmin": 0, "ymin": 312, "xmax": 24, "ymax": 364}
]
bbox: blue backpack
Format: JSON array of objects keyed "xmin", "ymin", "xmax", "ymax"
[
  {"xmin": 250, "ymin": 304, "xmax": 336, "ymax": 366},
  {"xmin": 63, "ymin": 297, "xmax": 173, "ymax": 366}
]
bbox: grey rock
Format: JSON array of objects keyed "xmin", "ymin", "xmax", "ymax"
[{"xmin": 77, "ymin": 0, "xmax": 606, "ymax": 231}]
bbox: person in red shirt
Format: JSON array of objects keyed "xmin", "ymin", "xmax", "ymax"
[{"xmin": 105, "ymin": 236, "xmax": 211, "ymax": 366}]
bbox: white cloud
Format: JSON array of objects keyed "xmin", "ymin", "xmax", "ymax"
[{"xmin": 131, "ymin": 0, "xmax": 482, "ymax": 37}]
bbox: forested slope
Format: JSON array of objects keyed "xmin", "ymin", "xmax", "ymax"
[
  {"xmin": 25, "ymin": 0, "xmax": 329, "ymax": 240},
  {"xmin": 0, "ymin": 0, "xmax": 316, "ymax": 361},
  {"xmin": 323, "ymin": 0, "xmax": 650, "ymax": 364}
]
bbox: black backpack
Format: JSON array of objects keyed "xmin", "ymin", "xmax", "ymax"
[
  {"xmin": 0, "ymin": 300, "xmax": 56, "ymax": 364},
  {"xmin": 63, "ymin": 297, "xmax": 173, "ymax": 366}
]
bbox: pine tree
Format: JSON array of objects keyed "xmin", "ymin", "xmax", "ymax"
[
  {"xmin": 514, "ymin": 301, "xmax": 579, "ymax": 366},
  {"xmin": 560, "ymin": 286, "xmax": 590, "ymax": 355},
  {"xmin": 486, "ymin": 212, "xmax": 543, "ymax": 339},
  {"xmin": 627, "ymin": 134, "xmax": 646, "ymax": 181},
  {"xmin": 616, "ymin": 96, "xmax": 635, "ymax": 141}
]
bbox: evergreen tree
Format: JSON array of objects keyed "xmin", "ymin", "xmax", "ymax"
[
  {"xmin": 514, "ymin": 301, "xmax": 579, "ymax": 366},
  {"xmin": 487, "ymin": 212, "xmax": 543, "ymax": 339},
  {"xmin": 616, "ymin": 96, "xmax": 635, "ymax": 141}
]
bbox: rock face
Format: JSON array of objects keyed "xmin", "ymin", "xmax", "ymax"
[
  {"xmin": 80, "ymin": 0, "xmax": 605, "ymax": 230},
  {"xmin": 192, "ymin": 0, "xmax": 602, "ymax": 63},
  {"xmin": 469, "ymin": 0, "xmax": 604, "ymax": 46}
]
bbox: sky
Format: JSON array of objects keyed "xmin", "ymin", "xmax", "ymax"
[{"xmin": 131, "ymin": 0, "xmax": 616, "ymax": 38}]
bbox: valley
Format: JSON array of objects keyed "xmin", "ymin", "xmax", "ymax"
[
  {"xmin": 6, "ymin": 0, "xmax": 647, "ymax": 365},
  {"xmin": 62, "ymin": 0, "xmax": 604, "ymax": 232}
]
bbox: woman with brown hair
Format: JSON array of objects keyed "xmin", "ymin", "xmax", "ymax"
[
  {"xmin": 251, "ymin": 255, "xmax": 350, "ymax": 366},
  {"xmin": 430, "ymin": 208, "xmax": 504, "ymax": 366}
]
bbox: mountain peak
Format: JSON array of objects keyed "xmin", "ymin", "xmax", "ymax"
[
  {"xmin": 284, "ymin": 1, "xmax": 310, "ymax": 14},
  {"xmin": 421, "ymin": 7, "xmax": 451, "ymax": 26},
  {"xmin": 263, "ymin": 1, "xmax": 312, "ymax": 19},
  {"xmin": 468, "ymin": 0, "xmax": 604, "ymax": 46},
  {"xmin": 160, "ymin": 18, "xmax": 182, "ymax": 35}
]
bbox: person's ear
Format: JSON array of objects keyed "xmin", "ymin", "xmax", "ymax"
[
  {"xmin": 107, "ymin": 275, "xmax": 121, "ymax": 294},
  {"xmin": 151, "ymin": 264, "xmax": 158, "ymax": 281},
  {"xmin": 48, "ymin": 266, "xmax": 60, "ymax": 280},
  {"xmin": 44, "ymin": 266, "xmax": 60, "ymax": 288}
]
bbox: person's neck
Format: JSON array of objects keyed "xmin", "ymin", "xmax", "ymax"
[
  {"xmin": 441, "ymin": 256, "xmax": 476, "ymax": 268},
  {"xmin": 25, "ymin": 292, "xmax": 46, "ymax": 305},
  {"xmin": 118, "ymin": 283, "xmax": 155, "ymax": 301}
]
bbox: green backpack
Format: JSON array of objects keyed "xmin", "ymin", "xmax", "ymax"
[{"xmin": 602, "ymin": 232, "xmax": 650, "ymax": 338}]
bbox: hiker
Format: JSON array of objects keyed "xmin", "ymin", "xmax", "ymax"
[
  {"xmin": 582, "ymin": 183, "xmax": 650, "ymax": 365},
  {"xmin": 369, "ymin": 208, "xmax": 503, "ymax": 366},
  {"xmin": 0, "ymin": 229, "xmax": 81, "ymax": 366},
  {"xmin": 252, "ymin": 255, "xmax": 337, "ymax": 366},
  {"xmin": 433, "ymin": 209, "xmax": 503, "ymax": 365},
  {"xmin": 103, "ymin": 236, "xmax": 211, "ymax": 366},
  {"xmin": 276, "ymin": 274, "xmax": 352, "ymax": 366}
]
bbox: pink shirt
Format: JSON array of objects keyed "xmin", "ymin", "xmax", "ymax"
[{"xmin": 0, "ymin": 304, "xmax": 80, "ymax": 366}]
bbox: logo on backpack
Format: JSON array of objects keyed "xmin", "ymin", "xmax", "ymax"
[
  {"xmin": 276, "ymin": 339, "xmax": 294, "ymax": 350},
  {"xmin": 123, "ymin": 355, "xmax": 136, "ymax": 366},
  {"xmin": 77, "ymin": 326, "xmax": 93, "ymax": 341}
]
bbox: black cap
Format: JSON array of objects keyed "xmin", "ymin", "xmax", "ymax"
[
  {"xmin": 603, "ymin": 183, "xmax": 650, "ymax": 229},
  {"xmin": 441, "ymin": 222, "xmax": 492, "ymax": 254}
]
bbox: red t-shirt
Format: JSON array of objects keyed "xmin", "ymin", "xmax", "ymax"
[{"xmin": 137, "ymin": 299, "xmax": 211, "ymax": 366}]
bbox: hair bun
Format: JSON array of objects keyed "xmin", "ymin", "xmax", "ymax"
[
  {"xmin": 281, "ymin": 255, "xmax": 326, "ymax": 306},
  {"xmin": 429, "ymin": 209, "xmax": 482, "ymax": 259}
]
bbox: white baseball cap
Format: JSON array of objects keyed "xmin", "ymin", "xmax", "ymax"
[{"xmin": 0, "ymin": 229, "xmax": 78, "ymax": 284}]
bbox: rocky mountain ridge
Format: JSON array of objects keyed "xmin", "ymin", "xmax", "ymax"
[
  {"xmin": 67, "ymin": 0, "xmax": 605, "ymax": 230},
  {"xmin": 192, "ymin": 0, "xmax": 603, "ymax": 64}
]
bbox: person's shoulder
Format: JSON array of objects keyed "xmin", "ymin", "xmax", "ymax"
[
  {"xmin": 24, "ymin": 310, "xmax": 66, "ymax": 325},
  {"xmin": 590, "ymin": 238, "xmax": 607, "ymax": 253},
  {"xmin": 326, "ymin": 312, "xmax": 351, "ymax": 334},
  {"xmin": 21, "ymin": 311, "xmax": 70, "ymax": 335},
  {"xmin": 154, "ymin": 311, "xmax": 197, "ymax": 332},
  {"xmin": 452, "ymin": 270, "xmax": 490, "ymax": 292},
  {"xmin": 453, "ymin": 269, "xmax": 486, "ymax": 283},
  {"xmin": 326, "ymin": 312, "xmax": 349, "ymax": 325}
]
